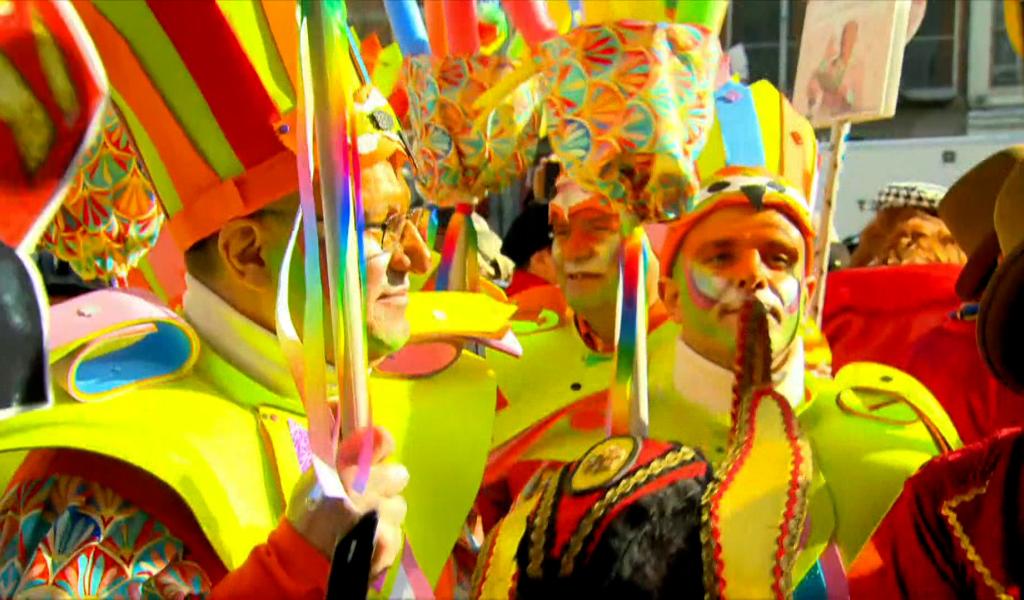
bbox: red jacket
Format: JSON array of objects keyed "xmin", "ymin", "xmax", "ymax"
[
  {"xmin": 823, "ymin": 263, "xmax": 1024, "ymax": 444},
  {"xmin": 505, "ymin": 269, "xmax": 551, "ymax": 298},
  {"xmin": 904, "ymin": 314, "xmax": 1024, "ymax": 444},
  {"xmin": 849, "ymin": 427, "xmax": 1024, "ymax": 599},
  {"xmin": 822, "ymin": 264, "xmax": 961, "ymax": 372}
]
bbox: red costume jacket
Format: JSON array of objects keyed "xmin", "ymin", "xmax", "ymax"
[
  {"xmin": 822, "ymin": 264, "xmax": 961, "ymax": 372},
  {"xmin": 904, "ymin": 312, "xmax": 1024, "ymax": 444},
  {"xmin": 849, "ymin": 426, "xmax": 1024, "ymax": 599},
  {"xmin": 504, "ymin": 269, "xmax": 551, "ymax": 298}
]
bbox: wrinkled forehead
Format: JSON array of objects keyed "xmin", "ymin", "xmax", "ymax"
[{"xmin": 549, "ymin": 175, "xmax": 619, "ymax": 222}]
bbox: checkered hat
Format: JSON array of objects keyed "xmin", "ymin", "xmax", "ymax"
[{"xmin": 873, "ymin": 182, "xmax": 948, "ymax": 214}]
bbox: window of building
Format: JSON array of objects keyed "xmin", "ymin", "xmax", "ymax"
[
  {"xmin": 992, "ymin": 0, "xmax": 1023, "ymax": 88},
  {"xmin": 723, "ymin": 0, "xmax": 808, "ymax": 94},
  {"xmin": 967, "ymin": 0, "xmax": 1023, "ymax": 107},
  {"xmin": 900, "ymin": 0, "xmax": 961, "ymax": 100}
]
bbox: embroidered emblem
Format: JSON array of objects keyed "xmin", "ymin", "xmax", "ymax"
[{"xmin": 569, "ymin": 435, "xmax": 641, "ymax": 495}]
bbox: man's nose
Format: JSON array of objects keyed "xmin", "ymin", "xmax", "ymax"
[
  {"xmin": 731, "ymin": 250, "xmax": 769, "ymax": 292},
  {"xmin": 388, "ymin": 222, "xmax": 431, "ymax": 275}
]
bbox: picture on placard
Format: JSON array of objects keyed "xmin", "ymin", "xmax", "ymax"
[{"xmin": 792, "ymin": 0, "xmax": 911, "ymax": 128}]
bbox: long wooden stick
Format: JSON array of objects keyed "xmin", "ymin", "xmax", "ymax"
[{"xmin": 810, "ymin": 120, "xmax": 851, "ymax": 326}]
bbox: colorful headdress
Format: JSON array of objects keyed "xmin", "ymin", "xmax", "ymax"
[
  {"xmin": 388, "ymin": 1, "xmax": 543, "ymax": 207},
  {"xmin": 352, "ymin": 85, "xmax": 407, "ymax": 168},
  {"xmin": 535, "ymin": 22, "xmax": 720, "ymax": 222},
  {"xmin": 661, "ymin": 166, "xmax": 814, "ymax": 278},
  {"xmin": 40, "ymin": 105, "xmax": 163, "ymax": 285},
  {"xmin": 696, "ymin": 79, "xmax": 818, "ymax": 204},
  {"xmin": 71, "ymin": 0, "xmax": 305, "ymax": 251},
  {"xmin": 0, "ymin": 0, "xmax": 106, "ymax": 254}
]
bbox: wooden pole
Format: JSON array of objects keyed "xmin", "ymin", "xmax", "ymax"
[{"xmin": 810, "ymin": 120, "xmax": 851, "ymax": 326}]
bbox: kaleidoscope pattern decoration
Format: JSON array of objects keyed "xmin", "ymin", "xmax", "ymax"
[
  {"xmin": 0, "ymin": 474, "xmax": 210, "ymax": 599},
  {"xmin": 39, "ymin": 106, "xmax": 164, "ymax": 285},
  {"xmin": 405, "ymin": 54, "xmax": 543, "ymax": 207},
  {"xmin": 536, "ymin": 22, "xmax": 720, "ymax": 222}
]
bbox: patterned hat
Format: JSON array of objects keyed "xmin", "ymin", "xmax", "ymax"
[
  {"xmin": 0, "ymin": 0, "xmax": 106, "ymax": 253},
  {"xmin": 660, "ymin": 166, "xmax": 814, "ymax": 278},
  {"xmin": 872, "ymin": 182, "xmax": 947, "ymax": 214},
  {"xmin": 72, "ymin": 1, "xmax": 310, "ymax": 251},
  {"xmin": 472, "ymin": 436, "xmax": 713, "ymax": 598}
]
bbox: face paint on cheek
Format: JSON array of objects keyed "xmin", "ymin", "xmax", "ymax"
[
  {"xmin": 771, "ymin": 274, "xmax": 805, "ymax": 355},
  {"xmin": 686, "ymin": 264, "xmax": 730, "ymax": 311},
  {"xmin": 676, "ymin": 261, "xmax": 739, "ymax": 360},
  {"xmin": 776, "ymin": 275, "xmax": 801, "ymax": 314}
]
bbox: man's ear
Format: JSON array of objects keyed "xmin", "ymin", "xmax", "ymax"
[
  {"xmin": 660, "ymin": 275, "xmax": 683, "ymax": 323},
  {"xmin": 218, "ymin": 217, "xmax": 274, "ymax": 291}
]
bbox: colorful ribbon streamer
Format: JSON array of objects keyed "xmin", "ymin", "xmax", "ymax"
[
  {"xmin": 435, "ymin": 204, "xmax": 480, "ymax": 292},
  {"xmin": 607, "ymin": 227, "xmax": 650, "ymax": 437}
]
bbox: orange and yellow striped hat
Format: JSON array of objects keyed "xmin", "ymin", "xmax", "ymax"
[{"xmin": 71, "ymin": 0, "xmax": 309, "ymax": 251}]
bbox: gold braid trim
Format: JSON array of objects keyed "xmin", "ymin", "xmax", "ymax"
[
  {"xmin": 940, "ymin": 482, "xmax": 1013, "ymax": 600},
  {"xmin": 700, "ymin": 479, "xmax": 721, "ymax": 600},
  {"xmin": 526, "ymin": 467, "xmax": 562, "ymax": 579},
  {"xmin": 773, "ymin": 400, "xmax": 813, "ymax": 597},
  {"xmin": 470, "ymin": 520, "xmax": 502, "ymax": 597},
  {"xmin": 558, "ymin": 446, "xmax": 697, "ymax": 577}
]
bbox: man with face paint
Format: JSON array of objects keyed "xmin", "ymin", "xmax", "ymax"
[
  {"xmin": 655, "ymin": 166, "xmax": 962, "ymax": 594},
  {"xmin": 478, "ymin": 169, "xmax": 671, "ymax": 530},
  {"xmin": 0, "ymin": 4, "xmax": 508, "ymax": 597}
]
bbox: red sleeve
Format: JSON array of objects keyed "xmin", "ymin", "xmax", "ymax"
[{"xmin": 211, "ymin": 519, "xmax": 331, "ymax": 600}]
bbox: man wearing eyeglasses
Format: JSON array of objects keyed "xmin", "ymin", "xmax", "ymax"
[{"xmin": 0, "ymin": 4, "xmax": 507, "ymax": 597}]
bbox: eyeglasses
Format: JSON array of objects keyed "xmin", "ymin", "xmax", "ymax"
[{"xmin": 364, "ymin": 207, "xmax": 430, "ymax": 253}]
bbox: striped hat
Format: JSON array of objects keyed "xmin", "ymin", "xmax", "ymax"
[
  {"xmin": 872, "ymin": 182, "xmax": 947, "ymax": 214},
  {"xmin": 71, "ymin": 1, "xmax": 312, "ymax": 251},
  {"xmin": 1, "ymin": 0, "xmax": 106, "ymax": 253}
]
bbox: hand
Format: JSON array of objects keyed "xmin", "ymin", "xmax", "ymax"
[{"xmin": 286, "ymin": 426, "xmax": 410, "ymax": 577}]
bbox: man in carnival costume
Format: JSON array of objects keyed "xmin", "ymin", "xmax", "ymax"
[
  {"xmin": 479, "ymin": 68, "xmax": 834, "ymax": 528},
  {"xmin": 653, "ymin": 164, "xmax": 960, "ymax": 594},
  {"xmin": 0, "ymin": 1, "xmax": 511, "ymax": 597},
  {"xmin": 849, "ymin": 151, "xmax": 1024, "ymax": 598}
]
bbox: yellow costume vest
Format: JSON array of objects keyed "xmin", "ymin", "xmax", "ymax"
[
  {"xmin": 490, "ymin": 321, "xmax": 960, "ymax": 587},
  {"xmin": 645, "ymin": 340, "xmax": 962, "ymax": 583},
  {"xmin": 0, "ymin": 290, "xmax": 509, "ymax": 590},
  {"xmin": 487, "ymin": 313, "xmax": 678, "ymax": 452}
]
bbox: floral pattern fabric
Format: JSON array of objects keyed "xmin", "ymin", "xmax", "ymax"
[{"xmin": 0, "ymin": 475, "xmax": 210, "ymax": 599}]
